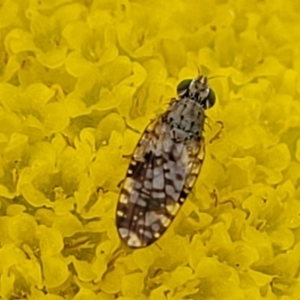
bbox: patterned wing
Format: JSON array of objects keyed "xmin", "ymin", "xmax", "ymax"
[{"xmin": 116, "ymin": 117, "xmax": 205, "ymax": 248}]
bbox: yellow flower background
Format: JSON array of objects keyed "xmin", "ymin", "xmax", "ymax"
[{"xmin": 1, "ymin": 0, "xmax": 300, "ymax": 299}]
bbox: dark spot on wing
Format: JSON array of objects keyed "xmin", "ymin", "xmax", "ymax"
[
  {"xmin": 179, "ymin": 189, "xmax": 188, "ymax": 201},
  {"xmin": 129, "ymin": 151, "xmax": 153, "ymax": 179}
]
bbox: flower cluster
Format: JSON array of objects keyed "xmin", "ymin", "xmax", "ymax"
[{"xmin": 1, "ymin": 0, "xmax": 300, "ymax": 299}]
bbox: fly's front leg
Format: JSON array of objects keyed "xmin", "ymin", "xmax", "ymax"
[{"xmin": 209, "ymin": 121, "xmax": 224, "ymax": 144}]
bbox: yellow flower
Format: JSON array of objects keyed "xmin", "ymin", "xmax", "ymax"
[{"xmin": 1, "ymin": 0, "xmax": 300, "ymax": 299}]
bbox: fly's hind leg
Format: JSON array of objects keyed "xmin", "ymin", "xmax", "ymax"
[
  {"xmin": 117, "ymin": 179, "xmax": 125, "ymax": 189},
  {"xmin": 210, "ymin": 188, "xmax": 237, "ymax": 209}
]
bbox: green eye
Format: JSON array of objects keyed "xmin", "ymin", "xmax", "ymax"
[
  {"xmin": 208, "ymin": 89, "xmax": 216, "ymax": 107},
  {"xmin": 177, "ymin": 79, "xmax": 192, "ymax": 94}
]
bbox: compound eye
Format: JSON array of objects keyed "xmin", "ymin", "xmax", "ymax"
[
  {"xmin": 177, "ymin": 79, "xmax": 192, "ymax": 95},
  {"xmin": 207, "ymin": 89, "xmax": 216, "ymax": 108}
]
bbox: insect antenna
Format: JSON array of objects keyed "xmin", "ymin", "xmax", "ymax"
[{"xmin": 207, "ymin": 75, "xmax": 226, "ymax": 80}]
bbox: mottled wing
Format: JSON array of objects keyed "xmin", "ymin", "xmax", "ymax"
[{"xmin": 116, "ymin": 117, "xmax": 205, "ymax": 248}]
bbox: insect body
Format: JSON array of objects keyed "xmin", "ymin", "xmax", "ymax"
[{"xmin": 116, "ymin": 75, "xmax": 216, "ymax": 248}]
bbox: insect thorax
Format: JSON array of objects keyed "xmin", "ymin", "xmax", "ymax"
[{"xmin": 165, "ymin": 97, "xmax": 205, "ymax": 142}]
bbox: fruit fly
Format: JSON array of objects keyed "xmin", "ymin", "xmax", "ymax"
[{"xmin": 116, "ymin": 75, "xmax": 216, "ymax": 248}]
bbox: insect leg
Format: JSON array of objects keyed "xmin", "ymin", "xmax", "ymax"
[
  {"xmin": 117, "ymin": 179, "xmax": 125, "ymax": 189},
  {"xmin": 209, "ymin": 121, "xmax": 224, "ymax": 143},
  {"xmin": 210, "ymin": 188, "xmax": 237, "ymax": 208}
]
